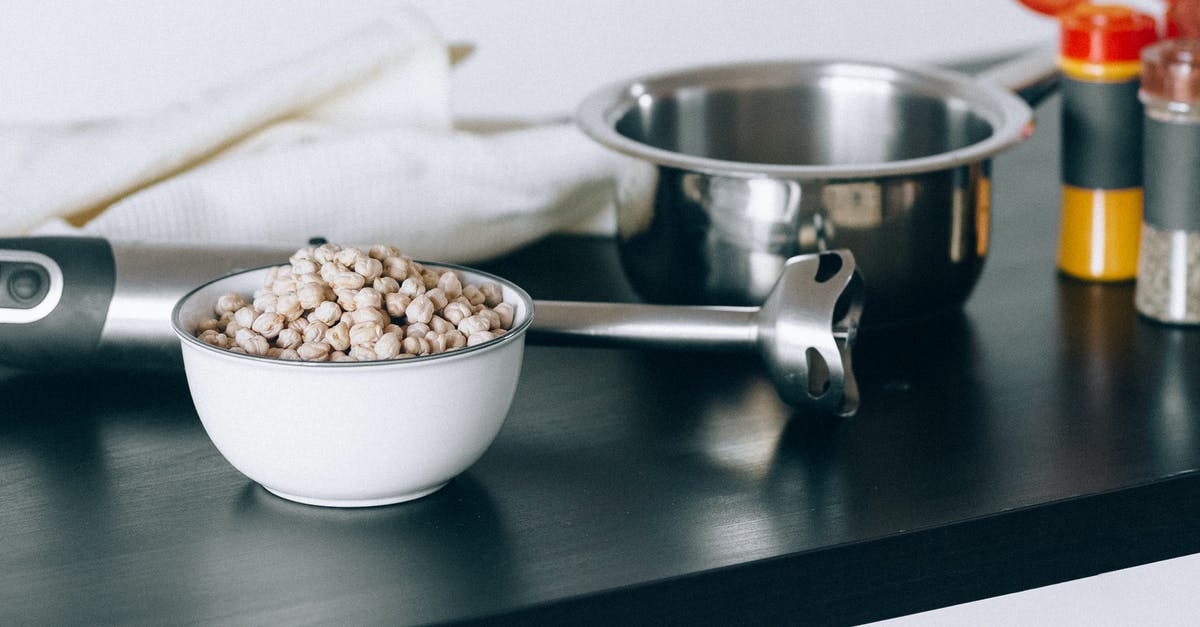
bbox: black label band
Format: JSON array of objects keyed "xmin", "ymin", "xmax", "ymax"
[
  {"xmin": 1061, "ymin": 78, "xmax": 1143, "ymax": 190},
  {"xmin": 1144, "ymin": 116, "xmax": 1200, "ymax": 231}
]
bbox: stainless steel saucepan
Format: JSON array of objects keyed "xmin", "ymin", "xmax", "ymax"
[{"xmin": 576, "ymin": 46, "xmax": 1060, "ymax": 327}]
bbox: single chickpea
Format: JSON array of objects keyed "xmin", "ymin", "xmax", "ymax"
[
  {"xmin": 479, "ymin": 283, "xmax": 504, "ymax": 308},
  {"xmin": 330, "ymin": 271, "xmax": 366, "ymax": 291},
  {"xmin": 309, "ymin": 301, "xmax": 342, "ymax": 326},
  {"xmin": 215, "ymin": 292, "xmax": 246, "ymax": 316},
  {"xmin": 303, "ymin": 320, "xmax": 329, "ymax": 344},
  {"xmin": 251, "ymin": 312, "xmax": 287, "ymax": 339},
  {"xmin": 276, "ymin": 294, "xmax": 303, "ymax": 321},
  {"xmin": 383, "ymin": 255, "xmax": 410, "ymax": 280},
  {"xmin": 458, "ymin": 314, "xmax": 491, "ymax": 335},
  {"xmin": 354, "ymin": 256, "xmax": 384, "ymax": 282},
  {"xmin": 436, "ymin": 271, "xmax": 463, "ymax": 300},
  {"xmin": 493, "ymin": 302, "xmax": 516, "ymax": 329},
  {"xmin": 429, "ymin": 315, "xmax": 455, "ymax": 334},
  {"xmin": 425, "ymin": 287, "xmax": 449, "ymax": 311},
  {"xmin": 276, "ymin": 327, "xmax": 303, "ymax": 350},
  {"xmin": 335, "ymin": 247, "xmax": 363, "ymax": 268},
  {"xmin": 405, "ymin": 322, "xmax": 432, "ymax": 339},
  {"xmin": 349, "ymin": 321, "xmax": 384, "ymax": 347},
  {"xmin": 298, "ymin": 283, "xmax": 329, "ymax": 310},
  {"xmin": 375, "ymin": 333, "xmax": 402, "ymax": 359},
  {"xmin": 297, "ymin": 341, "xmax": 331, "ymax": 362},
  {"xmin": 327, "ymin": 321, "xmax": 351, "ymax": 351},
  {"xmin": 442, "ymin": 301, "xmax": 472, "ymax": 325},
  {"xmin": 196, "ymin": 318, "xmax": 221, "ymax": 333},
  {"xmin": 373, "ymin": 276, "xmax": 400, "ymax": 294},
  {"xmin": 313, "ymin": 243, "xmax": 341, "ymax": 265},
  {"xmin": 354, "ymin": 287, "xmax": 383, "ymax": 311},
  {"xmin": 291, "ymin": 258, "xmax": 319, "ymax": 276},
  {"xmin": 399, "ymin": 277, "xmax": 425, "ymax": 297},
  {"xmin": 406, "ymin": 294, "xmax": 435, "ymax": 324}
]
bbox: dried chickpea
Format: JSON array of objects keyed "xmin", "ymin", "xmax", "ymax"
[
  {"xmin": 309, "ymin": 301, "xmax": 341, "ymax": 326},
  {"xmin": 198, "ymin": 329, "xmax": 229, "ymax": 348},
  {"xmin": 349, "ymin": 321, "xmax": 384, "ymax": 347},
  {"xmin": 234, "ymin": 306, "xmax": 256, "ymax": 329},
  {"xmin": 375, "ymin": 333, "xmax": 402, "ymax": 359},
  {"xmin": 479, "ymin": 283, "xmax": 504, "ymax": 308},
  {"xmin": 373, "ymin": 276, "xmax": 400, "ymax": 294},
  {"xmin": 437, "ymin": 271, "xmax": 462, "ymax": 300},
  {"xmin": 385, "ymin": 292, "xmax": 411, "ymax": 318},
  {"xmin": 235, "ymin": 328, "xmax": 270, "ymax": 356},
  {"xmin": 493, "ymin": 302, "xmax": 516, "ymax": 329},
  {"xmin": 467, "ymin": 330, "xmax": 496, "ymax": 346},
  {"xmin": 297, "ymin": 283, "xmax": 329, "ymax": 310},
  {"xmin": 275, "ymin": 294, "xmax": 303, "ymax": 321},
  {"xmin": 215, "ymin": 293, "xmax": 246, "ymax": 316},
  {"xmin": 291, "ymin": 258, "xmax": 319, "ymax": 276},
  {"xmin": 442, "ymin": 301, "xmax": 472, "ymax": 325},
  {"xmin": 251, "ymin": 311, "xmax": 286, "ymax": 339},
  {"xmin": 297, "ymin": 341, "xmax": 331, "ymax": 362},
  {"xmin": 327, "ymin": 321, "xmax": 351, "ymax": 352},
  {"xmin": 399, "ymin": 277, "xmax": 425, "ymax": 297},
  {"xmin": 303, "ymin": 320, "xmax": 329, "ymax": 344},
  {"xmin": 276, "ymin": 327, "xmax": 303, "ymax": 350},
  {"xmin": 458, "ymin": 314, "xmax": 491, "ymax": 335},
  {"xmin": 405, "ymin": 322, "xmax": 432, "ymax": 339},
  {"xmin": 354, "ymin": 287, "xmax": 383, "ymax": 311},
  {"xmin": 406, "ymin": 294, "xmax": 435, "ymax": 324}
]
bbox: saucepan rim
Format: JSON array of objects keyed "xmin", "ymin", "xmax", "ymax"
[{"xmin": 575, "ymin": 57, "xmax": 1034, "ymax": 179}]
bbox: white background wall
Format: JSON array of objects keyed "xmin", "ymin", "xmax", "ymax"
[{"xmin": 0, "ymin": 0, "xmax": 1061, "ymax": 123}]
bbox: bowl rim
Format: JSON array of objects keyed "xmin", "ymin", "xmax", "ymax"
[
  {"xmin": 170, "ymin": 260, "xmax": 535, "ymax": 369},
  {"xmin": 574, "ymin": 57, "xmax": 1033, "ymax": 179}
]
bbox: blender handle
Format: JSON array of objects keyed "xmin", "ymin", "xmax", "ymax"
[{"xmin": 0, "ymin": 237, "xmax": 117, "ymax": 370}]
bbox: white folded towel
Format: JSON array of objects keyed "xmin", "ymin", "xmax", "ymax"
[{"xmin": 0, "ymin": 3, "xmax": 624, "ymax": 262}]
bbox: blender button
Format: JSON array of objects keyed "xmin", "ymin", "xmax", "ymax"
[{"xmin": 8, "ymin": 269, "xmax": 43, "ymax": 303}]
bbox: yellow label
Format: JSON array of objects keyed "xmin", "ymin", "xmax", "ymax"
[
  {"xmin": 1057, "ymin": 186, "xmax": 1142, "ymax": 281},
  {"xmin": 1060, "ymin": 57, "xmax": 1142, "ymax": 82}
]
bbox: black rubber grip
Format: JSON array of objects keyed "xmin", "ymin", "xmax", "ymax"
[
  {"xmin": 1061, "ymin": 78, "xmax": 1144, "ymax": 190},
  {"xmin": 0, "ymin": 237, "xmax": 116, "ymax": 370}
]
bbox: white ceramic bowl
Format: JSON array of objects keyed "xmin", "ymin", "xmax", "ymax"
[{"xmin": 171, "ymin": 262, "xmax": 534, "ymax": 508}]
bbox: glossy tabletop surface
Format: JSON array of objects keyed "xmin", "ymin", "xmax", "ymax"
[{"xmin": 3, "ymin": 93, "xmax": 1199, "ymax": 626}]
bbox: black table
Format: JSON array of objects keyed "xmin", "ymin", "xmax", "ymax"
[{"xmin": 3, "ymin": 93, "xmax": 1199, "ymax": 626}]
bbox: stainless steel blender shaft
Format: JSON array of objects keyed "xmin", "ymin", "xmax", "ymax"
[{"xmin": 530, "ymin": 250, "xmax": 863, "ymax": 417}]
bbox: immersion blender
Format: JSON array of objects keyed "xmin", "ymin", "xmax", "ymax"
[{"xmin": 0, "ymin": 237, "xmax": 863, "ymax": 415}]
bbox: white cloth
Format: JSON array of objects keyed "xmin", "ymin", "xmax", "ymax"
[{"xmin": 0, "ymin": 4, "xmax": 624, "ymax": 262}]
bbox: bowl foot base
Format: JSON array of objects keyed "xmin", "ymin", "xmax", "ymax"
[{"xmin": 262, "ymin": 483, "xmax": 448, "ymax": 507}]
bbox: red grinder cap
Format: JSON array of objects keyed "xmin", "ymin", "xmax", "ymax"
[
  {"xmin": 1060, "ymin": 4, "xmax": 1159, "ymax": 63},
  {"xmin": 1141, "ymin": 38, "xmax": 1200, "ymax": 104}
]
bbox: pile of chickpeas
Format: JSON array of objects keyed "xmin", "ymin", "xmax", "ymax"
[{"xmin": 193, "ymin": 243, "xmax": 515, "ymax": 362}]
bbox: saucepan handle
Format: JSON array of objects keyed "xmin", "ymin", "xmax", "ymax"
[{"xmin": 974, "ymin": 42, "xmax": 1061, "ymax": 107}]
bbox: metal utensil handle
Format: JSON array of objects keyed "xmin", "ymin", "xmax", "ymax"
[
  {"xmin": 529, "ymin": 301, "xmax": 758, "ymax": 351},
  {"xmin": 974, "ymin": 41, "xmax": 1060, "ymax": 107}
]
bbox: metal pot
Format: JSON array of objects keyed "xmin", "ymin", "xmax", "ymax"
[{"xmin": 576, "ymin": 48, "xmax": 1058, "ymax": 327}]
